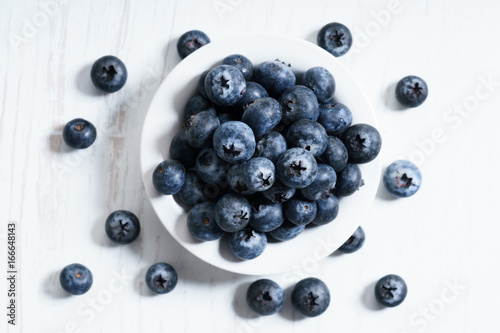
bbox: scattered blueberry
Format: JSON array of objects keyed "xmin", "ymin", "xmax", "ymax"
[
  {"xmin": 253, "ymin": 60, "xmax": 296, "ymax": 97},
  {"xmin": 187, "ymin": 202, "xmax": 224, "ymax": 241},
  {"xmin": 241, "ymin": 97, "xmax": 282, "ymax": 137},
  {"xmin": 342, "ymin": 123, "xmax": 382, "ymax": 164},
  {"xmin": 303, "ymin": 67, "xmax": 335, "ymax": 103},
  {"xmin": 177, "ymin": 30, "xmax": 210, "ymax": 59},
  {"xmin": 228, "ymin": 227, "xmax": 267, "ymax": 260},
  {"xmin": 214, "ymin": 193, "xmax": 251, "ymax": 232},
  {"xmin": 286, "ymin": 119, "xmax": 328, "ymax": 157},
  {"xmin": 395, "ymin": 75, "xmax": 428, "ymax": 108},
  {"xmin": 383, "ymin": 160, "xmax": 422, "ymax": 197},
  {"xmin": 276, "ymin": 147, "xmax": 318, "ymax": 189},
  {"xmin": 152, "ymin": 159, "xmax": 186, "ymax": 195},
  {"xmin": 317, "ymin": 22, "xmax": 353, "ymax": 57},
  {"xmin": 319, "ymin": 136, "xmax": 348, "ymax": 172},
  {"xmin": 212, "ymin": 121, "xmax": 256, "ymax": 163},
  {"xmin": 291, "ymin": 277, "xmax": 330, "ymax": 317},
  {"xmin": 283, "ymin": 196, "xmax": 317, "ymax": 226},
  {"xmin": 145, "ymin": 263, "xmax": 178, "ymax": 294},
  {"xmin": 374, "ymin": 274, "xmax": 408, "ymax": 307},
  {"xmin": 300, "ymin": 164, "xmax": 337, "ymax": 201},
  {"xmin": 317, "ymin": 102, "xmax": 352, "ymax": 136},
  {"xmin": 62, "ymin": 118, "xmax": 97, "ymax": 149},
  {"xmin": 312, "ymin": 195, "xmax": 339, "ymax": 226},
  {"xmin": 184, "ymin": 110, "xmax": 220, "ymax": 148},
  {"xmin": 105, "ymin": 210, "xmax": 141, "ymax": 244},
  {"xmin": 90, "ymin": 55, "xmax": 127, "ymax": 93},
  {"xmin": 279, "ymin": 85, "xmax": 319, "ymax": 124},
  {"xmin": 222, "ymin": 54, "xmax": 254, "ymax": 81},
  {"xmin": 59, "ymin": 263, "xmax": 93, "ymax": 295},
  {"xmin": 204, "ymin": 65, "xmax": 246, "ymax": 106},
  {"xmin": 335, "ymin": 163, "xmax": 363, "ymax": 197},
  {"xmin": 338, "ymin": 226, "xmax": 365, "ymax": 253},
  {"xmin": 268, "ymin": 219, "xmax": 306, "ymax": 241},
  {"xmin": 246, "ymin": 279, "xmax": 284, "ymax": 316}
]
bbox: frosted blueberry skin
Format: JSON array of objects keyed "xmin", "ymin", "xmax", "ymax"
[
  {"xmin": 178, "ymin": 172, "xmax": 208, "ymax": 208},
  {"xmin": 374, "ymin": 274, "xmax": 408, "ymax": 307},
  {"xmin": 317, "ymin": 102, "xmax": 353, "ymax": 136},
  {"xmin": 255, "ymin": 131, "xmax": 287, "ymax": 164},
  {"xmin": 236, "ymin": 82, "xmax": 269, "ymax": 107},
  {"xmin": 291, "ymin": 277, "xmax": 331, "ymax": 317},
  {"xmin": 105, "ymin": 210, "xmax": 141, "ymax": 244},
  {"xmin": 228, "ymin": 227, "xmax": 267, "ymax": 260},
  {"xmin": 262, "ymin": 179, "xmax": 296, "ymax": 204},
  {"xmin": 241, "ymin": 97, "xmax": 282, "ymax": 138},
  {"xmin": 195, "ymin": 148, "xmax": 228, "ymax": 185},
  {"xmin": 240, "ymin": 157, "xmax": 275, "ymax": 192},
  {"xmin": 335, "ymin": 163, "xmax": 363, "ymax": 197},
  {"xmin": 246, "ymin": 279, "xmax": 284, "ymax": 316},
  {"xmin": 222, "ymin": 54, "xmax": 254, "ymax": 81},
  {"xmin": 312, "ymin": 195, "xmax": 339, "ymax": 226},
  {"xmin": 338, "ymin": 226, "xmax": 365, "ymax": 253},
  {"xmin": 184, "ymin": 95, "xmax": 216, "ymax": 121},
  {"xmin": 286, "ymin": 119, "xmax": 328, "ymax": 157},
  {"xmin": 60, "ymin": 263, "xmax": 93, "ymax": 295},
  {"xmin": 152, "ymin": 159, "xmax": 186, "ymax": 195},
  {"xmin": 249, "ymin": 197, "xmax": 284, "ymax": 232},
  {"xmin": 187, "ymin": 202, "xmax": 224, "ymax": 241},
  {"xmin": 145, "ymin": 263, "xmax": 178, "ymax": 294},
  {"xmin": 279, "ymin": 85, "xmax": 320, "ymax": 124},
  {"xmin": 184, "ymin": 110, "xmax": 220, "ymax": 148},
  {"xmin": 197, "ymin": 70, "xmax": 209, "ymax": 99},
  {"xmin": 253, "ymin": 60, "xmax": 296, "ymax": 97},
  {"xmin": 283, "ymin": 196, "xmax": 317, "ymax": 226},
  {"xmin": 342, "ymin": 123, "xmax": 382, "ymax": 164},
  {"xmin": 212, "ymin": 121, "xmax": 256, "ymax": 163},
  {"xmin": 319, "ymin": 136, "xmax": 348, "ymax": 172},
  {"xmin": 300, "ymin": 164, "xmax": 337, "ymax": 201},
  {"xmin": 177, "ymin": 30, "xmax": 210, "ymax": 59},
  {"xmin": 383, "ymin": 160, "xmax": 422, "ymax": 197},
  {"xmin": 90, "ymin": 55, "xmax": 127, "ymax": 93},
  {"xmin": 169, "ymin": 130, "xmax": 200, "ymax": 168},
  {"xmin": 317, "ymin": 22, "xmax": 353, "ymax": 57},
  {"xmin": 395, "ymin": 75, "xmax": 428, "ymax": 108},
  {"xmin": 227, "ymin": 163, "xmax": 256, "ymax": 196},
  {"xmin": 204, "ymin": 65, "xmax": 247, "ymax": 106},
  {"xmin": 214, "ymin": 193, "xmax": 251, "ymax": 233},
  {"xmin": 268, "ymin": 219, "xmax": 305, "ymax": 241},
  {"xmin": 303, "ymin": 67, "xmax": 336, "ymax": 103},
  {"xmin": 276, "ymin": 147, "xmax": 318, "ymax": 189},
  {"xmin": 62, "ymin": 118, "xmax": 97, "ymax": 149}
]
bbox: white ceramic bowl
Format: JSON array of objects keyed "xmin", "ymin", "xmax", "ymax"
[{"xmin": 141, "ymin": 34, "xmax": 380, "ymax": 276}]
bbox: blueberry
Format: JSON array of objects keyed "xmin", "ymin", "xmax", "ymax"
[
  {"xmin": 253, "ymin": 60, "xmax": 296, "ymax": 97},
  {"xmin": 241, "ymin": 97, "xmax": 282, "ymax": 137},
  {"xmin": 152, "ymin": 159, "xmax": 186, "ymax": 195},
  {"xmin": 335, "ymin": 163, "xmax": 363, "ymax": 197},
  {"xmin": 342, "ymin": 123, "xmax": 382, "ymax": 164},
  {"xmin": 187, "ymin": 202, "xmax": 224, "ymax": 241},
  {"xmin": 268, "ymin": 219, "xmax": 305, "ymax": 241},
  {"xmin": 195, "ymin": 148, "xmax": 228, "ymax": 185},
  {"xmin": 217, "ymin": 112, "xmax": 237, "ymax": 124},
  {"xmin": 374, "ymin": 274, "xmax": 408, "ymax": 307},
  {"xmin": 286, "ymin": 119, "xmax": 328, "ymax": 157},
  {"xmin": 317, "ymin": 22, "xmax": 353, "ymax": 57},
  {"xmin": 222, "ymin": 54, "xmax": 254, "ymax": 81},
  {"xmin": 395, "ymin": 75, "xmax": 428, "ymax": 108},
  {"xmin": 262, "ymin": 180, "xmax": 296, "ymax": 204},
  {"xmin": 319, "ymin": 136, "xmax": 348, "ymax": 172},
  {"xmin": 249, "ymin": 196, "xmax": 284, "ymax": 232},
  {"xmin": 236, "ymin": 82, "xmax": 269, "ymax": 107},
  {"xmin": 105, "ymin": 210, "xmax": 141, "ymax": 244},
  {"xmin": 312, "ymin": 195, "xmax": 339, "ymax": 226},
  {"xmin": 212, "ymin": 121, "xmax": 256, "ymax": 163},
  {"xmin": 291, "ymin": 277, "xmax": 330, "ymax": 317},
  {"xmin": 59, "ymin": 263, "xmax": 93, "ymax": 295},
  {"xmin": 317, "ymin": 102, "xmax": 352, "ymax": 136},
  {"xmin": 184, "ymin": 110, "xmax": 220, "ymax": 148},
  {"xmin": 227, "ymin": 163, "xmax": 256, "ymax": 196},
  {"xmin": 177, "ymin": 30, "xmax": 210, "ymax": 59},
  {"xmin": 214, "ymin": 193, "xmax": 251, "ymax": 232},
  {"xmin": 197, "ymin": 70, "xmax": 209, "ymax": 99},
  {"xmin": 246, "ymin": 279, "xmax": 284, "ymax": 316},
  {"xmin": 279, "ymin": 85, "xmax": 319, "ymax": 125},
  {"xmin": 241, "ymin": 157, "xmax": 275, "ymax": 192},
  {"xmin": 169, "ymin": 130, "xmax": 200, "ymax": 168},
  {"xmin": 283, "ymin": 196, "xmax": 317, "ymax": 226},
  {"xmin": 303, "ymin": 67, "xmax": 336, "ymax": 103},
  {"xmin": 228, "ymin": 227, "xmax": 267, "ymax": 260},
  {"xmin": 254, "ymin": 131, "xmax": 287, "ymax": 164},
  {"xmin": 62, "ymin": 118, "xmax": 97, "ymax": 149},
  {"xmin": 184, "ymin": 95, "xmax": 215, "ymax": 121},
  {"xmin": 90, "ymin": 55, "xmax": 127, "ymax": 93},
  {"xmin": 383, "ymin": 160, "xmax": 422, "ymax": 197},
  {"xmin": 276, "ymin": 147, "xmax": 318, "ymax": 189},
  {"xmin": 178, "ymin": 172, "xmax": 208, "ymax": 207},
  {"xmin": 338, "ymin": 226, "xmax": 365, "ymax": 253},
  {"xmin": 204, "ymin": 65, "xmax": 246, "ymax": 106},
  {"xmin": 145, "ymin": 263, "xmax": 178, "ymax": 294},
  {"xmin": 300, "ymin": 164, "xmax": 337, "ymax": 201}
]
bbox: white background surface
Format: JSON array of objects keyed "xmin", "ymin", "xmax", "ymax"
[{"xmin": 1, "ymin": 0, "xmax": 500, "ymax": 332}]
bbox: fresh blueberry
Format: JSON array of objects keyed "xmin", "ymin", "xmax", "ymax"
[
  {"xmin": 246, "ymin": 279, "xmax": 284, "ymax": 316},
  {"xmin": 303, "ymin": 67, "xmax": 336, "ymax": 103},
  {"xmin": 215, "ymin": 193, "xmax": 251, "ymax": 232},
  {"xmin": 241, "ymin": 97, "xmax": 282, "ymax": 137},
  {"xmin": 204, "ymin": 65, "xmax": 246, "ymax": 106},
  {"xmin": 59, "ymin": 263, "xmax": 93, "ymax": 295},
  {"xmin": 177, "ymin": 30, "xmax": 210, "ymax": 59},
  {"xmin": 338, "ymin": 226, "xmax": 365, "ymax": 253},
  {"xmin": 197, "ymin": 70, "xmax": 209, "ymax": 99},
  {"xmin": 62, "ymin": 118, "xmax": 97, "ymax": 149},
  {"xmin": 249, "ymin": 196, "xmax": 284, "ymax": 232},
  {"xmin": 276, "ymin": 147, "xmax": 318, "ymax": 189},
  {"xmin": 268, "ymin": 219, "xmax": 305, "ymax": 241},
  {"xmin": 312, "ymin": 195, "xmax": 339, "ymax": 226},
  {"xmin": 254, "ymin": 131, "xmax": 287, "ymax": 164},
  {"xmin": 145, "ymin": 263, "xmax": 178, "ymax": 294},
  {"xmin": 383, "ymin": 160, "xmax": 422, "ymax": 197},
  {"xmin": 279, "ymin": 85, "xmax": 319, "ymax": 124},
  {"xmin": 335, "ymin": 163, "xmax": 363, "ymax": 197},
  {"xmin": 241, "ymin": 157, "xmax": 275, "ymax": 192},
  {"xmin": 236, "ymin": 82, "xmax": 269, "ymax": 107},
  {"xmin": 253, "ymin": 60, "xmax": 296, "ymax": 97},
  {"xmin": 90, "ymin": 55, "xmax": 127, "ymax": 93},
  {"xmin": 222, "ymin": 54, "xmax": 254, "ymax": 81},
  {"xmin": 152, "ymin": 159, "xmax": 186, "ymax": 195},
  {"xmin": 395, "ymin": 75, "xmax": 428, "ymax": 108},
  {"xmin": 342, "ymin": 123, "xmax": 382, "ymax": 164},
  {"xmin": 319, "ymin": 136, "xmax": 348, "ymax": 172},
  {"xmin": 228, "ymin": 227, "xmax": 267, "ymax": 260},
  {"xmin": 212, "ymin": 121, "xmax": 256, "ymax": 163},
  {"xmin": 374, "ymin": 274, "xmax": 408, "ymax": 307},
  {"xmin": 184, "ymin": 110, "xmax": 220, "ymax": 148},
  {"xmin": 317, "ymin": 22, "xmax": 353, "ymax": 57},
  {"xmin": 317, "ymin": 102, "xmax": 352, "ymax": 136},
  {"xmin": 187, "ymin": 202, "xmax": 224, "ymax": 241},
  {"xmin": 195, "ymin": 148, "xmax": 228, "ymax": 185},
  {"xmin": 283, "ymin": 196, "xmax": 317, "ymax": 226},
  {"xmin": 184, "ymin": 95, "xmax": 215, "ymax": 121},
  {"xmin": 178, "ymin": 172, "xmax": 208, "ymax": 207},
  {"xmin": 227, "ymin": 163, "xmax": 256, "ymax": 196},
  {"xmin": 291, "ymin": 277, "xmax": 330, "ymax": 317},
  {"xmin": 286, "ymin": 119, "xmax": 328, "ymax": 157},
  {"xmin": 105, "ymin": 210, "xmax": 141, "ymax": 244},
  {"xmin": 300, "ymin": 164, "xmax": 337, "ymax": 201},
  {"xmin": 262, "ymin": 180, "xmax": 296, "ymax": 204},
  {"xmin": 169, "ymin": 130, "xmax": 200, "ymax": 168}
]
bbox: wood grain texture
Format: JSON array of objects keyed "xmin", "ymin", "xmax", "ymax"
[{"xmin": 1, "ymin": 0, "xmax": 500, "ymax": 332}]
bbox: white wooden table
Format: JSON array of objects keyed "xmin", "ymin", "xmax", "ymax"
[{"xmin": 2, "ymin": 0, "xmax": 500, "ymax": 332}]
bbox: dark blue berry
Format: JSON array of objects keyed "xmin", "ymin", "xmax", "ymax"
[
  {"xmin": 283, "ymin": 196, "xmax": 317, "ymax": 226},
  {"xmin": 276, "ymin": 147, "xmax": 318, "ymax": 189},
  {"xmin": 178, "ymin": 172, "xmax": 209, "ymax": 208},
  {"xmin": 222, "ymin": 54, "xmax": 254, "ymax": 81},
  {"xmin": 319, "ymin": 136, "xmax": 348, "ymax": 172},
  {"xmin": 317, "ymin": 102, "xmax": 352, "ymax": 136},
  {"xmin": 212, "ymin": 121, "xmax": 256, "ymax": 163},
  {"xmin": 184, "ymin": 110, "xmax": 220, "ymax": 148},
  {"xmin": 249, "ymin": 196, "xmax": 284, "ymax": 232},
  {"xmin": 152, "ymin": 159, "xmax": 186, "ymax": 195},
  {"xmin": 279, "ymin": 85, "xmax": 319, "ymax": 124},
  {"xmin": 187, "ymin": 202, "xmax": 224, "ymax": 241},
  {"xmin": 204, "ymin": 65, "xmax": 246, "ymax": 106},
  {"xmin": 268, "ymin": 219, "xmax": 305, "ymax": 241},
  {"xmin": 291, "ymin": 277, "xmax": 330, "ymax": 317},
  {"xmin": 246, "ymin": 279, "xmax": 284, "ymax": 316},
  {"xmin": 374, "ymin": 274, "xmax": 407, "ymax": 307},
  {"xmin": 300, "ymin": 164, "xmax": 337, "ymax": 201},
  {"xmin": 145, "ymin": 263, "xmax": 178, "ymax": 294},
  {"xmin": 286, "ymin": 119, "xmax": 328, "ymax": 157},
  {"xmin": 383, "ymin": 160, "xmax": 422, "ymax": 197},
  {"xmin": 169, "ymin": 130, "xmax": 200, "ymax": 168},
  {"xmin": 241, "ymin": 97, "xmax": 282, "ymax": 138},
  {"xmin": 236, "ymin": 81, "xmax": 269, "ymax": 108},
  {"xmin": 62, "ymin": 118, "xmax": 97, "ymax": 149},
  {"xmin": 262, "ymin": 180, "xmax": 296, "ymax": 204},
  {"xmin": 317, "ymin": 22, "xmax": 353, "ymax": 57},
  {"xmin": 303, "ymin": 67, "xmax": 336, "ymax": 103},
  {"xmin": 59, "ymin": 263, "xmax": 93, "ymax": 295},
  {"xmin": 228, "ymin": 227, "xmax": 267, "ymax": 260},
  {"xmin": 254, "ymin": 131, "xmax": 287, "ymax": 164},
  {"xmin": 195, "ymin": 148, "xmax": 228, "ymax": 185},
  {"xmin": 105, "ymin": 210, "xmax": 140, "ymax": 244},
  {"xmin": 184, "ymin": 95, "xmax": 215, "ymax": 121},
  {"xmin": 342, "ymin": 123, "xmax": 382, "ymax": 164},
  {"xmin": 177, "ymin": 30, "xmax": 210, "ymax": 59},
  {"xmin": 214, "ymin": 193, "xmax": 251, "ymax": 232},
  {"xmin": 312, "ymin": 195, "xmax": 339, "ymax": 226},
  {"xmin": 253, "ymin": 60, "xmax": 296, "ymax": 97},
  {"xmin": 395, "ymin": 75, "xmax": 428, "ymax": 108},
  {"xmin": 90, "ymin": 55, "xmax": 127, "ymax": 93},
  {"xmin": 335, "ymin": 163, "xmax": 363, "ymax": 197},
  {"xmin": 338, "ymin": 226, "xmax": 365, "ymax": 253}
]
